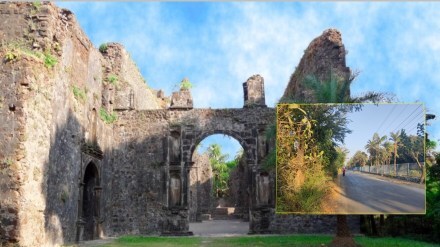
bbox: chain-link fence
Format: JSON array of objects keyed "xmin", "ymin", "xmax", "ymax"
[{"xmin": 353, "ymin": 163, "xmax": 424, "ymax": 179}]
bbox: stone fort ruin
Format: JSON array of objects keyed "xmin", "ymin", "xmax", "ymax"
[{"xmin": 0, "ymin": 2, "xmax": 358, "ymax": 246}]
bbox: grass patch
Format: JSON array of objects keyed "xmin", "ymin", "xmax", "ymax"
[
  {"xmin": 99, "ymin": 107, "xmax": 117, "ymax": 124},
  {"xmin": 43, "ymin": 52, "xmax": 57, "ymax": 68},
  {"xmin": 354, "ymin": 236, "xmax": 440, "ymax": 247},
  {"xmin": 207, "ymin": 235, "xmax": 332, "ymax": 247},
  {"xmin": 97, "ymin": 235, "xmax": 440, "ymax": 247},
  {"xmin": 1, "ymin": 41, "xmax": 57, "ymax": 68},
  {"xmin": 108, "ymin": 74, "xmax": 118, "ymax": 86},
  {"xmin": 72, "ymin": 85, "xmax": 86, "ymax": 102}
]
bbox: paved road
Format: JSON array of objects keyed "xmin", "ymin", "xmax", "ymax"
[
  {"xmin": 335, "ymin": 170, "xmax": 425, "ymax": 214},
  {"xmin": 189, "ymin": 220, "xmax": 249, "ymax": 236}
]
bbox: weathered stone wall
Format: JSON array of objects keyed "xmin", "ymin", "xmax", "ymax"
[
  {"xmin": 0, "ymin": 2, "xmax": 166, "ymax": 246},
  {"xmin": 243, "ymin": 74, "xmax": 266, "ymax": 107},
  {"xmin": 227, "ymin": 156, "xmax": 249, "ymax": 218},
  {"xmin": 110, "ymin": 110, "xmax": 169, "ymax": 235},
  {"xmin": 282, "ymin": 29, "xmax": 351, "ymax": 101},
  {"xmin": 189, "ymin": 152, "xmax": 212, "ymax": 222},
  {"xmin": 268, "ymin": 215, "xmax": 360, "ymax": 234},
  {"xmin": 0, "ymin": 2, "xmax": 110, "ymax": 246},
  {"xmin": 102, "ymin": 43, "xmax": 168, "ymax": 111},
  {"xmin": 111, "ymin": 107, "xmax": 275, "ymax": 234}
]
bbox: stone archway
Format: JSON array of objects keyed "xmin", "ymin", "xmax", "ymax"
[
  {"xmin": 82, "ymin": 162, "xmax": 101, "ymax": 240},
  {"xmin": 162, "ymin": 106, "xmax": 276, "ymax": 235},
  {"xmin": 188, "ymin": 133, "xmax": 250, "ymax": 223}
]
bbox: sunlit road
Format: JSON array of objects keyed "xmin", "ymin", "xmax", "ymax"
[{"xmin": 334, "ymin": 170, "xmax": 425, "ymax": 214}]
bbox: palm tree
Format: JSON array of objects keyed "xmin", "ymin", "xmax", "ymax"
[
  {"xmin": 382, "ymin": 141, "xmax": 393, "ymax": 174},
  {"xmin": 365, "ymin": 133, "xmax": 387, "ymax": 168},
  {"xmin": 297, "ymin": 73, "xmax": 386, "ymax": 104},
  {"xmin": 389, "ymin": 131, "xmax": 401, "ymax": 176},
  {"xmin": 208, "ymin": 144, "xmax": 229, "ymax": 197}
]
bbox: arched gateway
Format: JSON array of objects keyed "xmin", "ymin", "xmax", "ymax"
[
  {"xmin": 162, "ymin": 75, "xmax": 275, "ymax": 235},
  {"xmin": 109, "ymin": 75, "xmax": 276, "ymax": 236}
]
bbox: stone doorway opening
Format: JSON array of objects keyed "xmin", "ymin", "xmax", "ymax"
[
  {"xmin": 82, "ymin": 162, "xmax": 101, "ymax": 240},
  {"xmin": 189, "ymin": 134, "xmax": 250, "ymax": 233}
]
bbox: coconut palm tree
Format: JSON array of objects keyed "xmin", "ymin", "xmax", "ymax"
[
  {"xmin": 365, "ymin": 133, "xmax": 387, "ymax": 168},
  {"xmin": 382, "ymin": 141, "xmax": 394, "ymax": 174}
]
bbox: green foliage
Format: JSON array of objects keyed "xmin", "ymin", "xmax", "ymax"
[
  {"xmin": 99, "ymin": 43, "xmax": 108, "ymax": 53},
  {"xmin": 354, "ymin": 236, "xmax": 440, "ymax": 247},
  {"xmin": 276, "ymin": 104, "xmax": 329, "ymax": 212},
  {"xmin": 99, "ymin": 108, "xmax": 117, "ymax": 124},
  {"xmin": 108, "ymin": 234, "xmax": 438, "ymax": 247},
  {"xmin": 275, "ymin": 71, "xmax": 387, "ymax": 212},
  {"xmin": 180, "ymin": 78, "xmax": 193, "ymax": 90},
  {"xmin": 302, "ymin": 74, "xmax": 351, "ymax": 103},
  {"xmin": 108, "ymin": 74, "xmax": 118, "ymax": 85},
  {"xmin": 295, "ymin": 173, "xmax": 328, "ymax": 212},
  {"xmin": 4, "ymin": 49, "xmax": 19, "ymax": 61},
  {"xmin": 43, "ymin": 52, "xmax": 57, "ymax": 68},
  {"xmin": 2, "ymin": 41, "xmax": 57, "ymax": 69},
  {"xmin": 263, "ymin": 148, "xmax": 276, "ymax": 170},
  {"xmin": 206, "ymin": 144, "xmax": 242, "ymax": 198},
  {"xmin": 32, "ymin": 1, "xmax": 41, "ymax": 9},
  {"xmin": 208, "ymin": 144, "xmax": 230, "ymax": 198},
  {"xmin": 60, "ymin": 190, "xmax": 68, "ymax": 203},
  {"xmin": 427, "ymin": 139, "xmax": 437, "ymax": 151},
  {"xmin": 347, "ymin": 151, "xmax": 368, "ymax": 168},
  {"xmin": 365, "ymin": 133, "xmax": 388, "ymax": 167},
  {"xmin": 72, "ymin": 85, "xmax": 86, "ymax": 102}
]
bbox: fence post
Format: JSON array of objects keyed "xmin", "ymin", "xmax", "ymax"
[{"xmin": 407, "ymin": 163, "xmax": 410, "ymax": 177}]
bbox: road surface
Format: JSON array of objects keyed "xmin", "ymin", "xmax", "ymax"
[{"xmin": 334, "ymin": 170, "xmax": 425, "ymax": 214}]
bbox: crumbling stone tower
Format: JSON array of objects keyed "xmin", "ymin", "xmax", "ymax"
[{"xmin": 243, "ymin": 74, "xmax": 266, "ymax": 107}]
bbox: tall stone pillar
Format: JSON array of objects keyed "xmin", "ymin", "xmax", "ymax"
[{"xmin": 243, "ymin": 75, "xmax": 266, "ymax": 108}]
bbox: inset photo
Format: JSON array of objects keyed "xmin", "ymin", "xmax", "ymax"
[{"xmin": 276, "ymin": 103, "xmax": 426, "ymax": 214}]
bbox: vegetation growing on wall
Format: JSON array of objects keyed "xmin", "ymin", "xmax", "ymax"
[
  {"xmin": 72, "ymin": 85, "xmax": 86, "ymax": 102},
  {"xmin": 99, "ymin": 107, "xmax": 117, "ymax": 124},
  {"xmin": 180, "ymin": 78, "xmax": 193, "ymax": 90},
  {"xmin": 99, "ymin": 43, "xmax": 108, "ymax": 53},
  {"xmin": 1, "ymin": 41, "xmax": 57, "ymax": 69},
  {"xmin": 107, "ymin": 74, "xmax": 118, "ymax": 86}
]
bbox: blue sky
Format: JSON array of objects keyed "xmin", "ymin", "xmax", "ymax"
[{"xmin": 56, "ymin": 2, "xmax": 440, "ymax": 160}]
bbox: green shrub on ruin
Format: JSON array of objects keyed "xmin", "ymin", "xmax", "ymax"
[
  {"xmin": 43, "ymin": 52, "xmax": 57, "ymax": 69},
  {"xmin": 4, "ymin": 50, "xmax": 19, "ymax": 62},
  {"xmin": 32, "ymin": 1, "xmax": 41, "ymax": 10},
  {"xmin": 99, "ymin": 43, "xmax": 108, "ymax": 53},
  {"xmin": 72, "ymin": 85, "xmax": 86, "ymax": 102},
  {"xmin": 99, "ymin": 107, "xmax": 117, "ymax": 124},
  {"xmin": 108, "ymin": 74, "xmax": 118, "ymax": 85},
  {"xmin": 180, "ymin": 78, "xmax": 193, "ymax": 90}
]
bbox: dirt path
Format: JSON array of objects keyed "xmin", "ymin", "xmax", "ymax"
[{"xmin": 189, "ymin": 219, "xmax": 250, "ymax": 236}]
